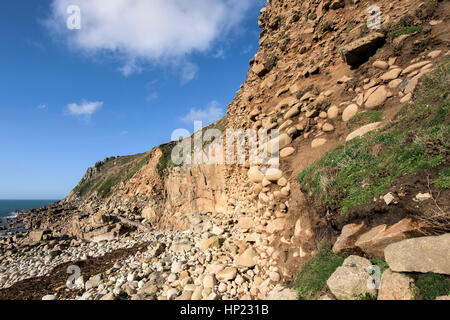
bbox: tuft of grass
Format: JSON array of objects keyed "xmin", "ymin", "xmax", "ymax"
[
  {"xmin": 298, "ymin": 58, "xmax": 450, "ymax": 214},
  {"xmin": 432, "ymin": 167, "xmax": 450, "ymax": 189},
  {"xmin": 348, "ymin": 111, "xmax": 383, "ymax": 129},
  {"xmin": 369, "ymin": 258, "xmax": 389, "ymax": 275},
  {"xmin": 156, "ymin": 142, "xmax": 180, "ymax": 177},
  {"xmin": 360, "ymin": 293, "xmax": 377, "ymax": 300},
  {"xmin": 388, "ymin": 25, "xmax": 422, "ymax": 42},
  {"xmin": 415, "ymin": 273, "xmax": 450, "ymax": 300},
  {"xmin": 294, "ymin": 243, "xmax": 346, "ymax": 300}
]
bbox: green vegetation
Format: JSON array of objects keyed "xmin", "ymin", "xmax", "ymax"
[
  {"xmin": 360, "ymin": 293, "xmax": 377, "ymax": 300},
  {"xmin": 96, "ymin": 171, "xmax": 125, "ymax": 198},
  {"xmin": 348, "ymin": 111, "xmax": 383, "ymax": 129},
  {"xmin": 73, "ymin": 152, "xmax": 150, "ymax": 198},
  {"xmin": 415, "ymin": 273, "xmax": 450, "ymax": 300},
  {"xmin": 156, "ymin": 142, "xmax": 180, "ymax": 177},
  {"xmin": 298, "ymin": 58, "xmax": 450, "ymax": 214},
  {"xmin": 388, "ymin": 25, "xmax": 422, "ymax": 42},
  {"xmin": 386, "ymin": 13, "xmax": 423, "ymax": 55},
  {"xmin": 369, "ymin": 258, "xmax": 389, "ymax": 275},
  {"xmin": 294, "ymin": 243, "xmax": 346, "ymax": 300},
  {"xmin": 198, "ymin": 116, "xmax": 227, "ymax": 150},
  {"xmin": 432, "ymin": 167, "xmax": 450, "ymax": 189},
  {"xmin": 156, "ymin": 116, "xmax": 227, "ymax": 177}
]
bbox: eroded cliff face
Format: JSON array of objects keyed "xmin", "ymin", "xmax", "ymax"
[
  {"xmin": 164, "ymin": 165, "xmax": 229, "ymax": 215},
  {"xmin": 60, "ymin": 0, "xmax": 450, "ymax": 281}
]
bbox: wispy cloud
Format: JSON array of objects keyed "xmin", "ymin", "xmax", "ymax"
[
  {"xmin": 181, "ymin": 62, "xmax": 199, "ymax": 84},
  {"xmin": 146, "ymin": 92, "xmax": 159, "ymax": 102},
  {"xmin": 65, "ymin": 100, "xmax": 103, "ymax": 121},
  {"xmin": 181, "ymin": 100, "xmax": 225, "ymax": 125},
  {"xmin": 37, "ymin": 104, "xmax": 48, "ymax": 110},
  {"xmin": 212, "ymin": 48, "xmax": 225, "ymax": 59},
  {"xmin": 45, "ymin": 0, "xmax": 254, "ymax": 81}
]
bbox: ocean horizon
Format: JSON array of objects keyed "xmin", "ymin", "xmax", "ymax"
[{"xmin": 0, "ymin": 199, "xmax": 60, "ymax": 219}]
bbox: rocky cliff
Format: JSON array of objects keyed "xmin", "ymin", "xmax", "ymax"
[{"xmin": 6, "ymin": 0, "xmax": 449, "ymax": 300}]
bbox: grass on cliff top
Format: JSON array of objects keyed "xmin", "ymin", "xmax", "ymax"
[
  {"xmin": 156, "ymin": 116, "xmax": 227, "ymax": 177},
  {"xmin": 298, "ymin": 58, "xmax": 450, "ymax": 215},
  {"xmin": 294, "ymin": 243, "xmax": 345, "ymax": 300},
  {"xmin": 156, "ymin": 142, "xmax": 180, "ymax": 177},
  {"xmin": 73, "ymin": 152, "xmax": 150, "ymax": 198}
]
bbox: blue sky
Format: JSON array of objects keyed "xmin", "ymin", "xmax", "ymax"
[{"xmin": 0, "ymin": 0, "xmax": 264, "ymax": 199}]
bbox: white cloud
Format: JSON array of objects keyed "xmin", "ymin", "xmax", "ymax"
[
  {"xmin": 66, "ymin": 100, "xmax": 103, "ymax": 120},
  {"xmin": 181, "ymin": 101, "xmax": 225, "ymax": 125},
  {"xmin": 181, "ymin": 62, "xmax": 199, "ymax": 84},
  {"xmin": 37, "ymin": 104, "xmax": 48, "ymax": 110},
  {"xmin": 46, "ymin": 0, "xmax": 254, "ymax": 79},
  {"xmin": 213, "ymin": 48, "xmax": 225, "ymax": 59}
]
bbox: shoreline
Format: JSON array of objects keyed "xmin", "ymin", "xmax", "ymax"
[{"xmin": 0, "ymin": 202, "xmax": 289, "ymax": 300}]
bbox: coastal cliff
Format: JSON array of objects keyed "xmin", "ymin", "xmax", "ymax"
[{"xmin": 1, "ymin": 0, "xmax": 449, "ymax": 301}]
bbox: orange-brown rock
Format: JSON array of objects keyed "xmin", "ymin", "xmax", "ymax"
[
  {"xmin": 332, "ymin": 221, "xmax": 369, "ymax": 254},
  {"xmin": 354, "ymin": 218, "xmax": 422, "ymax": 258}
]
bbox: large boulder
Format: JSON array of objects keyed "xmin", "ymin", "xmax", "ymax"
[
  {"xmin": 333, "ymin": 222, "xmax": 369, "ymax": 254},
  {"xmin": 235, "ymin": 247, "xmax": 258, "ymax": 268},
  {"xmin": 275, "ymin": 96, "xmax": 297, "ymax": 111},
  {"xmin": 280, "ymin": 147, "xmax": 295, "ymax": 158},
  {"xmin": 197, "ymin": 236, "xmax": 221, "ymax": 251},
  {"xmin": 237, "ymin": 217, "xmax": 254, "ymax": 230},
  {"xmin": 378, "ymin": 269, "xmax": 417, "ymax": 300},
  {"xmin": 346, "ymin": 122, "xmax": 381, "ymax": 141},
  {"xmin": 284, "ymin": 105, "xmax": 300, "ymax": 120},
  {"xmin": 247, "ymin": 166, "xmax": 264, "ymax": 183},
  {"xmin": 216, "ymin": 267, "xmax": 237, "ymax": 282},
  {"xmin": 266, "ymin": 218, "xmax": 286, "ymax": 234},
  {"xmin": 342, "ymin": 104, "xmax": 358, "ymax": 122},
  {"xmin": 365, "ymin": 86, "xmax": 388, "ymax": 109},
  {"xmin": 265, "ymin": 169, "xmax": 283, "ymax": 182},
  {"xmin": 266, "ymin": 133, "xmax": 292, "ymax": 154},
  {"xmin": 90, "ymin": 231, "xmax": 117, "ymax": 242},
  {"xmin": 28, "ymin": 230, "xmax": 44, "ymax": 244},
  {"xmin": 380, "ymin": 68, "xmax": 402, "ymax": 81},
  {"xmin": 384, "ymin": 233, "xmax": 450, "ymax": 275},
  {"xmin": 355, "ymin": 218, "xmax": 421, "ymax": 258},
  {"xmin": 339, "ymin": 33, "xmax": 385, "ymax": 67},
  {"xmin": 327, "ymin": 255, "xmax": 377, "ymax": 300},
  {"xmin": 252, "ymin": 63, "xmax": 268, "ymax": 77}
]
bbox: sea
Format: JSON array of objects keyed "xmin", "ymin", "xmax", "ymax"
[{"xmin": 0, "ymin": 200, "xmax": 59, "ymax": 234}]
